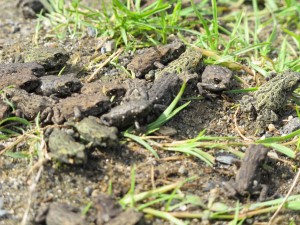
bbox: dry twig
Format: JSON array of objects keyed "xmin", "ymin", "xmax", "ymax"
[{"xmin": 86, "ymin": 48, "xmax": 124, "ymax": 82}]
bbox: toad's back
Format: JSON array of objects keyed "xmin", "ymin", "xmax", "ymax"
[
  {"xmin": 254, "ymin": 72, "xmax": 300, "ymax": 111},
  {"xmin": 155, "ymin": 48, "xmax": 202, "ymax": 80}
]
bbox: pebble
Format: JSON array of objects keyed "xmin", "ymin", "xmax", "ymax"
[
  {"xmin": 84, "ymin": 187, "xmax": 93, "ymax": 196},
  {"xmin": 178, "ymin": 165, "xmax": 188, "ymax": 175},
  {"xmin": 157, "ymin": 126, "xmax": 177, "ymax": 136},
  {"xmin": 0, "ymin": 198, "xmax": 7, "ymax": 218},
  {"xmin": 268, "ymin": 123, "xmax": 276, "ymax": 132},
  {"xmin": 280, "ymin": 117, "xmax": 300, "ymax": 135}
]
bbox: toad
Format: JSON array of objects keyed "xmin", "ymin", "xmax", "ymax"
[
  {"xmin": 101, "ymin": 99, "xmax": 152, "ymax": 128},
  {"xmin": 101, "ymin": 73, "xmax": 179, "ymax": 128},
  {"xmin": 197, "ymin": 65, "xmax": 232, "ymax": 98},
  {"xmin": 48, "ymin": 128, "xmax": 86, "ymax": 164},
  {"xmin": 145, "ymin": 47, "xmax": 203, "ymax": 80},
  {"xmin": 81, "ymin": 78, "xmax": 150, "ymax": 106},
  {"xmin": 223, "ymin": 144, "xmax": 269, "ymax": 201},
  {"xmin": 240, "ymin": 71, "xmax": 300, "ymax": 129},
  {"xmin": 3, "ymin": 88, "xmax": 110, "ymax": 125},
  {"xmin": 2, "ymin": 87, "xmax": 56, "ymax": 121},
  {"xmin": 35, "ymin": 74, "xmax": 82, "ymax": 97},
  {"xmin": 127, "ymin": 41, "xmax": 185, "ymax": 78},
  {"xmin": 24, "ymin": 46, "xmax": 69, "ymax": 71},
  {"xmin": 74, "ymin": 116, "xmax": 118, "ymax": 147},
  {"xmin": 35, "ymin": 202, "xmax": 86, "ymax": 225},
  {"xmin": 51, "ymin": 93, "xmax": 111, "ymax": 124}
]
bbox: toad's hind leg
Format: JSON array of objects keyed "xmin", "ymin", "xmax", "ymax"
[{"xmin": 256, "ymin": 109, "xmax": 278, "ymax": 124}]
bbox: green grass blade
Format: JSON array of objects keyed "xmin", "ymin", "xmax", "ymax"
[
  {"xmin": 143, "ymin": 208, "xmax": 186, "ymax": 225},
  {"xmin": 224, "ymin": 87, "xmax": 258, "ymax": 94},
  {"xmin": 191, "ymin": 0, "xmax": 213, "ymax": 49},
  {"xmin": 211, "ymin": 0, "xmax": 219, "ymax": 49},
  {"xmin": 4, "ymin": 151, "xmax": 30, "ymax": 159},
  {"xmin": 120, "ymin": 180, "xmax": 185, "ymax": 206},
  {"xmin": 146, "ymin": 101, "xmax": 190, "ymax": 135},
  {"xmin": 263, "ymin": 143, "xmax": 295, "ymax": 158},
  {"xmin": 123, "ymin": 132, "xmax": 159, "ymax": 158},
  {"xmin": 146, "ymin": 82, "xmax": 188, "ymax": 135},
  {"xmin": 0, "ymin": 116, "xmax": 30, "ymax": 126},
  {"xmin": 164, "ymin": 147, "xmax": 214, "ymax": 167},
  {"xmin": 256, "ymin": 129, "xmax": 300, "ymax": 143}
]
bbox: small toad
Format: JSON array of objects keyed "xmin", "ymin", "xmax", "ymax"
[
  {"xmin": 74, "ymin": 116, "xmax": 118, "ymax": 147},
  {"xmin": 101, "ymin": 99, "xmax": 152, "ymax": 128},
  {"xmin": 35, "ymin": 74, "xmax": 82, "ymax": 97},
  {"xmin": 197, "ymin": 65, "xmax": 232, "ymax": 98},
  {"xmin": 48, "ymin": 128, "xmax": 86, "ymax": 164},
  {"xmin": 0, "ymin": 62, "xmax": 45, "ymax": 77},
  {"xmin": 145, "ymin": 47, "xmax": 203, "ymax": 80},
  {"xmin": 101, "ymin": 73, "xmax": 180, "ymax": 128},
  {"xmin": 127, "ymin": 41, "xmax": 185, "ymax": 78},
  {"xmin": 3, "ymin": 88, "xmax": 110, "ymax": 125},
  {"xmin": 240, "ymin": 71, "xmax": 300, "ymax": 129},
  {"xmin": 51, "ymin": 93, "xmax": 111, "ymax": 124},
  {"xmin": 223, "ymin": 144, "xmax": 269, "ymax": 201},
  {"xmin": 2, "ymin": 87, "xmax": 56, "ymax": 121}
]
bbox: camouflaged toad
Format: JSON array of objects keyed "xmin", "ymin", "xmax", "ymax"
[
  {"xmin": 240, "ymin": 71, "xmax": 300, "ymax": 127},
  {"xmin": 152, "ymin": 47, "xmax": 203, "ymax": 80}
]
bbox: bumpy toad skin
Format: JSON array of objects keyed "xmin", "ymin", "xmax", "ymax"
[
  {"xmin": 197, "ymin": 65, "xmax": 233, "ymax": 97},
  {"xmin": 3, "ymin": 88, "xmax": 56, "ymax": 121},
  {"xmin": 121, "ymin": 79, "xmax": 150, "ymax": 102},
  {"xmin": 24, "ymin": 46, "xmax": 69, "ymax": 71},
  {"xmin": 101, "ymin": 99, "xmax": 152, "ymax": 128},
  {"xmin": 74, "ymin": 116, "xmax": 118, "ymax": 147},
  {"xmin": 127, "ymin": 41, "xmax": 185, "ymax": 78},
  {"xmin": 148, "ymin": 72, "xmax": 179, "ymax": 105},
  {"xmin": 100, "ymin": 73, "xmax": 180, "ymax": 128},
  {"xmin": 241, "ymin": 71, "xmax": 300, "ymax": 126},
  {"xmin": 51, "ymin": 93, "xmax": 111, "ymax": 124},
  {"xmin": 35, "ymin": 74, "xmax": 82, "ymax": 97},
  {"xmin": 48, "ymin": 128, "xmax": 86, "ymax": 164},
  {"xmin": 152, "ymin": 47, "xmax": 203, "ymax": 80}
]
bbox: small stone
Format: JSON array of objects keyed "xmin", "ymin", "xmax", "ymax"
[
  {"xmin": 268, "ymin": 123, "xmax": 276, "ymax": 132},
  {"xmin": 103, "ymin": 40, "xmax": 116, "ymax": 53},
  {"xmin": 157, "ymin": 126, "xmax": 177, "ymax": 136},
  {"xmin": 178, "ymin": 165, "xmax": 188, "ymax": 175},
  {"xmin": 0, "ymin": 198, "xmax": 7, "ymax": 218},
  {"xmin": 91, "ymin": 189, "xmax": 101, "ymax": 198},
  {"xmin": 84, "ymin": 187, "xmax": 93, "ymax": 196},
  {"xmin": 280, "ymin": 117, "xmax": 300, "ymax": 135}
]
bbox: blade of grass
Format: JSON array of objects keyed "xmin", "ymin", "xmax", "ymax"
[
  {"xmin": 146, "ymin": 82, "xmax": 188, "ymax": 135},
  {"xmin": 120, "ymin": 180, "xmax": 184, "ymax": 207},
  {"xmin": 263, "ymin": 143, "xmax": 295, "ymax": 158},
  {"xmin": 143, "ymin": 208, "xmax": 186, "ymax": 225},
  {"xmin": 123, "ymin": 131, "xmax": 159, "ymax": 158}
]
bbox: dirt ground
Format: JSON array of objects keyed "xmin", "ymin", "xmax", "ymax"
[{"xmin": 0, "ymin": 1, "xmax": 300, "ymax": 225}]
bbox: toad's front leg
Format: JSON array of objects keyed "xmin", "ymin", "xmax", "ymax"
[{"xmin": 51, "ymin": 107, "xmax": 65, "ymax": 124}]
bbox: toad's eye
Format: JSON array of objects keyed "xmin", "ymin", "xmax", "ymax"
[{"xmin": 214, "ymin": 78, "xmax": 221, "ymax": 84}]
